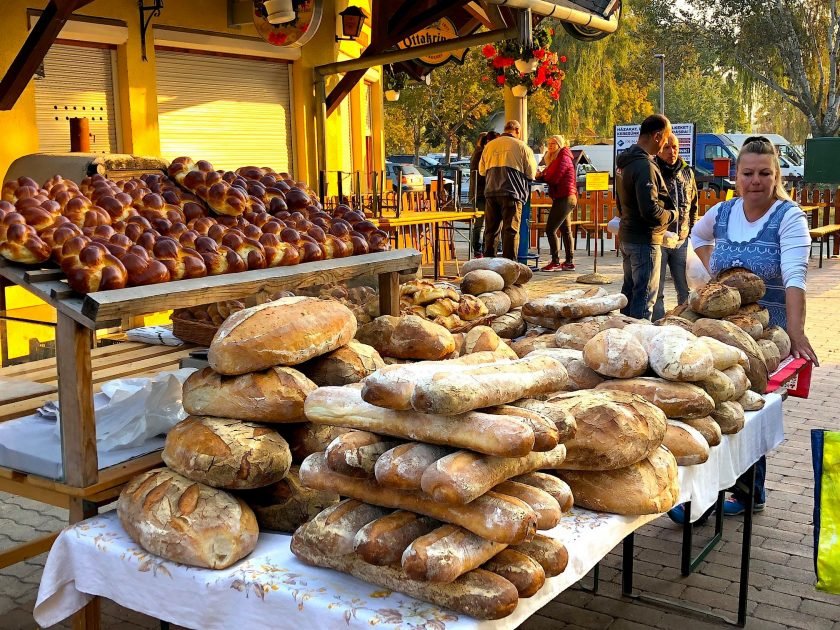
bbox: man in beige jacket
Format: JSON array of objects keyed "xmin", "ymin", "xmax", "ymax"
[{"xmin": 478, "ymin": 120, "xmax": 538, "ymax": 260}]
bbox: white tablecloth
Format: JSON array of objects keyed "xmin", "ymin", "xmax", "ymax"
[
  {"xmin": 34, "ymin": 509, "xmax": 657, "ymax": 629},
  {"xmin": 676, "ymin": 392, "xmax": 784, "ymax": 521}
]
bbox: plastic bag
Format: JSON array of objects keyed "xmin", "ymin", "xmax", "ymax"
[
  {"xmin": 812, "ymin": 429, "xmax": 840, "ymax": 594},
  {"xmin": 685, "ymin": 239, "xmax": 711, "ymax": 292},
  {"xmin": 51, "ymin": 368, "xmax": 196, "ymax": 452},
  {"xmin": 607, "ymin": 216, "xmax": 621, "ymax": 234}
]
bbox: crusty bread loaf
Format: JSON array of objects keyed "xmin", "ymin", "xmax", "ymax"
[
  {"xmin": 299, "ymin": 453, "xmax": 538, "ymax": 544},
  {"xmin": 482, "ymin": 404, "xmax": 559, "ymax": 451},
  {"xmin": 595, "ymin": 377, "xmax": 715, "ymax": 419},
  {"xmin": 291, "ymin": 523, "xmax": 519, "ymax": 620},
  {"xmin": 510, "ymin": 534, "xmax": 568, "ymax": 577},
  {"xmin": 325, "ymin": 431, "xmax": 401, "ymax": 478},
  {"xmin": 689, "ymin": 282, "xmax": 742, "ymax": 318},
  {"xmin": 283, "ymin": 423, "xmax": 349, "ymax": 463},
  {"xmin": 663, "ymin": 420, "xmax": 710, "ymax": 465},
  {"xmin": 547, "ymin": 390, "xmax": 667, "ymax": 471},
  {"xmin": 693, "ymin": 318, "xmax": 768, "ymax": 393},
  {"xmin": 118, "ymin": 468, "xmax": 258, "ymax": 569},
  {"xmin": 712, "ymin": 400, "xmax": 745, "ymax": 434},
  {"xmin": 680, "ymin": 416, "xmax": 722, "ymax": 447},
  {"xmin": 564, "ymin": 358, "xmax": 606, "ymax": 390},
  {"xmin": 645, "ymin": 331, "xmax": 715, "ymax": 382},
  {"xmin": 464, "ymin": 326, "xmax": 502, "ymax": 354},
  {"xmin": 461, "ymin": 269, "xmax": 506, "ymax": 295},
  {"xmin": 558, "ymin": 292, "xmax": 628, "ymax": 319},
  {"xmin": 490, "ymin": 308, "xmax": 527, "ymax": 338},
  {"xmin": 374, "ymin": 442, "xmax": 452, "ymax": 490},
  {"xmin": 354, "ymin": 511, "xmax": 439, "ymax": 566},
  {"xmin": 516, "ymin": 262, "xmax": 533, "ymax": 284},
  {"xmin": 510, "ymin": 399, "xmax": 577, "ymax": 443},
  {"xmin": 758, "ymin": 339, "xmax": 782, "ymax": 372},
  {"xmin": 238, "ymin": 466, "xmax": 340, "ymax": 532},
  {"xmin": 457, "ymin": 294, "xmax": 489, "ymax": 321},
  {"xmin": 402, "ymin": 524, "xmax": 506, "ymax": 583},
  {"xmin": 697, "ymin": 336, "xmax": 749, "ymax": 371},
  {"xmin": 739, "ymin": 390, "xmax": 766, "ymax": 411},
  {"xmin": 669, "ymin": 303, "xmax": 702, "ymax": 321},
  {"xmin": 653, "ymin": 315, "xmax": 695, "ymax": 332},
  {"xmin": 482, "ymin": 548, "xmax": 546, "ymax": 598},
  {"xmin": 557, "ymin": 446, "xmax": 679, "ymax": 515},
  {"xmin": 699, "ymin": 369, "xmax": 737, "ymax": 405},
  {"xmin": 356, "ymin": 315, "xmax": 455, "ymax": 360},
  {"xmin": 208, "ymin": 297, "xmax": 357, "ymax": 374},
  {"xmin": 361, "ymin": 351, "xmax": 506, "ymax": 410},
  {"xmin": 510, "ymin": 333, "xmax": 557, "ymax": 357},
  {"xmin": 299, "ymin": 499, "xmax": 391, "ymax": 556},
  {"xmin": 762, "ymin": 326, "xmax": 791, "ymax": 360},
  {"xmin": 420, "ymin": 445, "xmax": 567, "ymax": 505},
  {"xmin": 462, "ymin": 258, "xmax": 520, "ymax": 287},
  {"xmin": 492, "ymin": 481, "xmax": 562, "ymax": 530},
  {"xmin": 298, "ymin": 340, "xmax": 385, "ymax": 386},
  {"xmin": 182, "ymin": 366, "xmax": 316, "ymax": 423},
  {"xmin": 478, "ymin": 291, "xmax": 512, "ymax": 316},
  {"xmin": 521, "ymin": 288, "xmax": 607, "ymax": 326},
  {"xmin": 737, "ymin": 303, "xmax": 770, "ymax": 328},
  {"xmin": 717, "ymin": 267, "xmax": 766, "ymax": 304},
  {"xmin": 722, "ymin": 364, "xmax": 751, "ymax": 400},
  {"xmin": 504, "ymin": 284, "xmax": 529, "ymax": 309},
  {"xmin": 582, "ymin": 328, "xmax": 648, "ymax": 378},
  {"xmin": 555, "ymin": 321, "xmax": 601, "ymax": 351},
  {"xmin": 509, "ymin": 472, "xmax": 574, "ymax": 513},
  {"xmin": 163, "ymin": 416, "xmax": 291, "ymax": 490},
  {"xmin": 411, "ymin": 354, "xmax": 568, "ymax": 416},
  {"xmin": 305, "ymin": 386, "xmax": 536, "ymax": 457},
  {"xmin": 723, "ymin": 314, "xmax": 763, "ymax": 340}
]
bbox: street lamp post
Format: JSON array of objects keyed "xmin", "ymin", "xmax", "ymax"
[{"xmin": 654, "ymin": 53, "xmax": 665, "ymax": 114}]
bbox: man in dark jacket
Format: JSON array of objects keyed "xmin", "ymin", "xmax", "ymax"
[
  {"xmin": 478, "ymin": 120, "xmax": 537, "ymax": 260},
  {"xmin": 469, "ymin": 131, "xmax": 496, "ymax": 257},
  {"xmin": 615, "ymin": 114, "xmax": 677, "ymax": 320},
  {"xmin": 652, "ymin": 133, "xmax": 699, "ymax": 320}
]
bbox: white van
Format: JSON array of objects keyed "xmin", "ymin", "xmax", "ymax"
[{"xmin": 725, "ymin": 133, "xmax": 804, "ymax": 178}]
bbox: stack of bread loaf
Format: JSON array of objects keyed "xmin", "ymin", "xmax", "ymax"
[
  {"xmin": 0, "ymin": 159, "xmax": 390, "ymax": 294},
  {"xmin": 294, "ymin": 351, "xmax": 580, "ymax": 619},
  {"xmin": 117, "ymin": 297, "xmax": 394, "ymax": 569},
  {"xmin": 171, "ymin": 300, "xmax": 245, "ymax": 327}
]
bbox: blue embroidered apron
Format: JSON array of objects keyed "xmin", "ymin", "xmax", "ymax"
[{"xmin": 709, "ymin": 199, "xmax": 797, "ymax": 329}]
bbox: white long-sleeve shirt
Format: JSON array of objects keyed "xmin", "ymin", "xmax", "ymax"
[{"xmin": 690, "ymin": 199, "xmax": 810, "ymax": 290}]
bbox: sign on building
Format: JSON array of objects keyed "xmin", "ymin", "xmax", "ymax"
[
  {"xmin": 397, "ymin": 18, "xmax": 467, "ymax": 67},
  {"xmin": 614, "ymin": 122, "xmax": 696, "ymax": 167}
]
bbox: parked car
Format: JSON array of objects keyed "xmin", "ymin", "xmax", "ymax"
[
  {"xmin": 696, "ymin": 133, "xmax": 740, "ymax": 179},
  {"xmin": 415, "ymin": 165, "xmax": 455, "ymax": 196},
  {"xmin": 388, "ymin": 154, "xmax": 441, "ymax": 169},
  {"xmin": 726, "ymin": 133, "xmax": 805, "ymax": 176},
  {"xmin": 384, "ymin": 162, "xmax": 425, "ymax": 193}
]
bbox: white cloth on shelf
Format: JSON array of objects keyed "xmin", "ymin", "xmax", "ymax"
[{"xmin": 126, "ymin": 326, "xmax": 183, "ymax": 346}]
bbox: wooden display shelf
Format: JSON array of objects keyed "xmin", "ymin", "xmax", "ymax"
[{"xmin": 0, "ymin": 249, "xmax": 421, "ymax": 630}]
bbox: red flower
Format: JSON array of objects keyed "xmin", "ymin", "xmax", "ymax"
[
  {"xmin": 533, "ymin": 48, "xmax": 546, "ymax": 60},
  {"xmin": 560, "ymin": 55, "xmax": 567, "ymax": 63},
  {"xmin": 482, "ymin": 44, "xmax": 497, "ymax": 58},
  {"xmin": 482, "ymin": 75, "xmax": 490, "ymax": 82},
  {"xmin": 268, "ymin": 31, "xmax": 288, "ymax": 45},
  {"xmin": 496, "ymin": 75, "xmax": 506, "ymax": 85},
  {"xmin": 493, "ymin": 55, "xmax": 514, "ymax": 68}
]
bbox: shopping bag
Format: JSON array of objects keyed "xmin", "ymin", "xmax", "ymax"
[
  {"xmin": 811, "ymin": 429, "xmax": 840, "ymax": 594},
  {"xmin": 685, "ymin": 239, "xmax": 711, "ymax": 291}
]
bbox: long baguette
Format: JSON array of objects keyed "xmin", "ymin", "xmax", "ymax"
[
  {"xmin": 558, "ymin": 293, "xmax": 628, "ymax": 319},
  {"xmin": 325, "ymin": 431, "xmax": 400, "ymax": 478},
  {"xmin": 300, "ymin": 453, "xmax": 537, "ymax": 544},
  {"xmin": 305, "ymin": 499, "xmax": 391, "ymax": 556},
  {"xmin": 354, "ymin": 511, "xmax": 440, "ymax": 566},
  {"xmin": 401, "ymin": 524, "xmax": 506, "ymax": 583},
  {"xmin": 360, "ymin": 351, "xmax": 508, "ymax": 410},
  {"xmin": 419, "ymin": 445, "xmax": 567, "ymax": 505},
  {"xmin": 510, "ymin": 534, "xmax": 569, "ymax": 578},
  {"xmin": 510, "ymin": 399, "xmax": 577, "ymax": 443},
  {"xmin": 305, "ymin": 386, "xmax": 536, "ymax": 457},
  {"xmin": 291, "ymin": 523, "xmax": 519, "ymax": 620},
  {"xmin": 374, "ymin": 442, "xmax": 453, "ymax": 490},
  {"xmin": 482, "ymin": 405, "xmax": 559, "ymax": 451},
  {"xmin": 411, "ymin": 355, "xmax": 568, "ymax": 416},
  {"xmin": 482, "ymin": 549, "xmax": 546, "ymax": 598},
  {"xmin": 509, "ymin": 472, "xmax": 574, "ymax": 513},
  {"xmin": 492, "ymin": 481, "xmax": 561, "ymax": 530}
]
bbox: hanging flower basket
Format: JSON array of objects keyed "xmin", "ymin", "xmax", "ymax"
[
  {"xmin": 384, "ymin": 69, "xmax": 408, "ymax": 102},
  {"xmin": 384, "ymin": 89, "xmax": 401, "ymax": 101}
]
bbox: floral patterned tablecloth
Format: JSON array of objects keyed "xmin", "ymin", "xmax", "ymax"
[{"xmin": 34, "ymin": 508, "xmax": 658, "ymax": 629}]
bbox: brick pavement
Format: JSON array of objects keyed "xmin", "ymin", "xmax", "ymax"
[{"xmin": 1, "ymin": 246, "xmax": 839, "ymax": 629}]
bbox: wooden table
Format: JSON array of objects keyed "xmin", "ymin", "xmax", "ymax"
[{"xmin": 0, "ymin": 248, "xmax": 421, "ymax": 629}]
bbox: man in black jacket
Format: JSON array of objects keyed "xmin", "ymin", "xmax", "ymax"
[{"xmin": 615, "ymin": 114, "xmax": 677, "ymax": 320}]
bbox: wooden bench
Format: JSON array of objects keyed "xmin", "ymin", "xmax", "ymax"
[{"xmin": 808, "ymin": 204, "xmax": 840, "ymax": 268}]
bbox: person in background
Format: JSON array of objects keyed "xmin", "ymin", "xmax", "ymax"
[
  {"xmin": 652, "ymin": 133, "xmax": 698, "ymax": 319},
  {"xmin": 479, "ymin": 120, "xmax": 538, "ymax": 260},
  {"xmin": 536, "ymin": 134, "xmax": 577, "ymax": 271},
  {"xmin": 615, "ymin": 113, "xmax": 677, "ymax": 320},
  {"xmin": 674, "ymin": 136, "xmax": 817, "ymax": 522},
  {"xmin": 469, "ymin": 131, "xmax": 497, "ymax": 258}
]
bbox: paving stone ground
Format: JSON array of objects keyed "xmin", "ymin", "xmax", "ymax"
[{"xmin": 2, "ymin": 240, "xmax": 839, "ymax": 629}]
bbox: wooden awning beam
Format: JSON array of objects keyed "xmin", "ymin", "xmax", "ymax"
[{"xmin": 0, "ymin": 0, "xmax": 95, "ymax": 111}]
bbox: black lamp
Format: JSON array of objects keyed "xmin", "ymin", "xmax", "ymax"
[{"xmin": 336, "ymin": 5, "xmax": 367, "ymax": 41}]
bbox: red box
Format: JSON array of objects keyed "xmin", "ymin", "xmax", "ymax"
[
  {"xmin": 712, "ymin": 158, "xmax": 732, "ymax": 177},
  {"xmin": 766, "ymin": 357, "xmax": 813, "ymax": 398}
]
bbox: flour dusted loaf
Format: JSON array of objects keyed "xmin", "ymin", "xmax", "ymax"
[
  {"xmin": 739, "ymin": 390, "xmax": 766, "ymax": 411},
  {"xmin": 298, "ymin": 340, "xmax": 384, "ymax": 386},
  {"xmin": 717, "ymin": 267, "xmax": 766, "ymax": 305},
  {"xmin": 697, "ymin": 336, "xmax": 749, "ymax": 371},
  {"xmin": 582, "ymin": 328, "xmax": 648, "ymax": 378},
  {"xmin": 478, "ymin": 291, "xmax": 512, "ymax": 316},
  {"xmin": 558, "ymin": 292, "xmax": 628, "ymax": 319},
  {"xmin": 689, "ymin": 282, "xmax": 742, "ymax": 318},
  {"xmin": 284, "ymin": 423, "xmax": 349, "ymax": 463},
  {"xmin": 762, "ymin": 326, "xmax": 791, "ymax": 359},
  {"xmin": 208, "ymin": 297, "xmax": 357, "ymax": 374},
  {"xmin": 325, "ymin": 430, "xmax": 401, "ymax": 478},
  {"xmin": 555, "ymin": 321, "xmax": 601, "ymax": 351},
  {"xmin": 712, "ymin": 400, "xmax": 745, "ymax": 434},
  {"xmin": 482, "ymin": 548, "xmax": 546, "ymax": 598},
  {"xmin": 461, "ymin": 258, "xmax": 520, "ymax": 287},
  {"xmin": 557, "ymin": 446, "xmax": 679, "ymax": 515},
  {"xmin": 546, "ymin": 390, "xmax": 667, "ymax": 470},
  {"xmin": 645, "ymin": 330, "xmax": 715, "ymax": 382},
  {"xmin": 510, "ymin": 472, "xmax": 574, "ymax": 513},
  {"xmin": 374, "ymin": 442, "xmax": 452, "ymax": 490},
  {"xmin": 356, "ymin": 315, "xmax": 455, "ymax": 360},
  {"xmin": 163, "ymin": 416, "xmax": 292, "ymax": 489},
  {"xmin": 758, "ymin": 339, "xmax": 782, "ymax": 372},
  {"xmin": 118, "ymin": 468, "xmax": 258, "ymax": 569},
  {"xmin": 490, "ymin": 308, "xmax": 527, "ymax": 338},
  {"xmin": 663, "ymin": 420, "xmax": 710, "ymax": 465},
  {"xmin": 510, "ymin": 334, "xmax": 556, "ymax": 357},
  {"xmin": 693, "ymin": 318, "xmax": 768, "ymax": 393},
  {"xmin": 354, "ymin": 511, "xmax": 439, "ymax": 566},
  {"xmin": 699, "ymin": 369, "xmax": 737, "ymax": 405},
  {"xmin": 461, "ymin": 269, "xmax": 505, "ymax": 295},
  {"xmin": 238, "ymin": 466, "xmax": 339, "ymax": 532},
  {"xmin": 182, "ymin": 366, "xmax": 316, "ymax": 422},
  {"xmin": 402, "ymin": 524, "xmax": 506, "ymax": 583},
  {"xmin": 723, "ymin": 314, "xmax": 763, "ymax": 340},
  {"xmin": 737, "ymin": 303, "xmax": 770, "ymax": 328},
  {"xmin": 510, "ymin": 534, "xmax": 568, "ymax": 577},
  {"xmin": 722, "ymin": 364, "xmax": 751, "ymax": 400},
  {"xmin": 504, "ymin": 284, "xmax": 529, "ymax": 309},
  {"xmin": 681, "ymin": 416, "xmax": 722, "ymax": 447},
  {"xmin": 595, "ymin": 377, "xmax": 715, "ymax": 419},
  {"xmin": 482, "ymin": 404, "xmax": 559, "ymax": 451}
]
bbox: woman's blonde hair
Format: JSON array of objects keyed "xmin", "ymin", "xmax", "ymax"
[
  {"xmin": 736, "ymin": 136, "xmax": 792, "ymax": 201},
  {"xmin": 543, "ymin": 135, "xmax": 568, "ymax": 166}
]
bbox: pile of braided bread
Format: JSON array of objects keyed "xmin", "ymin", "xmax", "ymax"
[{"xmin": 0, "ymin": 158, "xmax": 390, "ymax": 294}]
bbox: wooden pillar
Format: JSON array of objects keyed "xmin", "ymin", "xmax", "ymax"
[
  {"xmin": 378, "ymin": 271, "xmax": 400, "ymax": 316},
  {"xmin": 503, "ymin": 86, "xmax": 528, "ymax": 143}
]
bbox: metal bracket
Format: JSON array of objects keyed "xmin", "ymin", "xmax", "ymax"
[{"xmin": 138, "ymin": 0, "xmax": 163, "ymax": 62}]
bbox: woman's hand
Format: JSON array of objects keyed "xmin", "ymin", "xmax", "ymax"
[{"xmin": 788, "ymin": 329, "xmax": 819, "ymax": 366}]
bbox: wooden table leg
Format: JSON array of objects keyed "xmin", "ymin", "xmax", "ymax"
[{"xmin": 378, "ymin": 271, "xmax": 400, "ymax": 317}]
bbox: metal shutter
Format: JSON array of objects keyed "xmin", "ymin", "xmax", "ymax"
[
  {"xmin": 35, "ymin": 44, "xmax": 119, "ymax": 154},
  {"xmin": 155, "ymin": 50, "xmax": 293, "ymax": 173},
  {"xmin": 363, "ymin": 82, "xmax": 372, "ymax": 136}
]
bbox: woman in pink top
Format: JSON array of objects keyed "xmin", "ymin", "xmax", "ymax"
[{"xmin": 536, "ymin": 135, "xmax": 578, "ymax": 271}]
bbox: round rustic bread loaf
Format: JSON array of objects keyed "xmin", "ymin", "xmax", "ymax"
[
  {"xmin": 723, "ymin": 314, "xmax": 763, "ymax": 339},
  {"xmin": 461, "ymin": 269, "xmax": 505, "ymax": 295},
  {"xmin": 645, "ymin": 331, "xmax": 715, "ymax": 382},
  {"xmin": 515, "ymin": 262, "xmax": 534, "ymax": 284},
  {"xmin": 182, "ymin": 366, "xmax": 316, "ymax": 422},
  {"xmin": 555, "ymin": 321, "xmax": 601, "ymax": 351},
  {"xmin": 711, "ymin": 400, "xmax": 745, "ymax": 434},
  {"xmin": 478, "ymin": 291, "xmax": 512, "ymax": 316},
  {"xmin": 462, "ymin": 258, "xmax": 520, "ymax": 287},
  {"xmin": 283, "ymin": 423, "xmax": 350, "ymax": 463},
  {"xmin": 668, "ymin": 303, "xmax": 702, "ymax": 321},
  {"xmin": 298, "ymin": 340, "xmax": 385, "ymax": 386},
  {"xmin": 547, "ymin": 390, "xmax": 667, "ymax": 470},
  {"xmin": 564, "ymin": 358, "xmax": 605, "ymax": 391},
  {"xmin": 663, "ymin": 420, "xmax": 710, "ymax": 465},
  {"xmin": 736, "ymin": 303, "xmax": 770, "ymax": 328},
  {"xmin": 692, "ymin": 318, "xmax": 767, "ymax": 393},
  {"xmin": 582, "ymin": 328, "xmax": 648, "ymax": 378},
  {"xmin": 503, "ymin": 284, "xmax": 529, "ymax": 309},
  {"xmin": 758, "ymin": 339, "xmax": 781, "ymax": 373},
  {"xmin": 595, "ymin": 377, "xmax": 715, "ymax": 419},
  {"xmin": 457, "ymin": 294, "xmax": 489, "ymax": 321},
  {"xmin": 680, "ymin": 416, "xmax": 722, "ymax": 447},
  {"xmin": 722, "ymin": 364, "xmax": 751, "ymax": 400},
  {"xmin": 696, "ymin": 336, "xmax": 748, "ymax": 371},
  {"xmin": 490, "ymin": 308, "xmax": 527, "ymax": 339},
  {"xmin": 739, "ymin": 390, "xmax": 765, "ymax": 411},
  {"xmin": 699, "ymin": 369, "xmax": 737, "ymax": 405},
  {"xmin": 118, "ymin": 468, "xmax": 258, "ymax": 569},
  {"xmin": 717, "ymin": 267, "xmax": 766, "ymax": 304},
  {"xmin": 163, "ymin": 416, "xmax": 292, "ymax": 489},
  {"xmin": 653, "ymin": 315, "xmax": 695, "ymax": 332},
  {"xmin": 356, "ymin": 315, "xmax": 455, "ymax": 360},
  {"xmin": 510, "ymin": 333, "xmax": 556, "ymax": 358},
  {"xmin": 464, "ymin": 326, "xmax": 501, "ymax": 354},
  {"xmin": 208, "ymin": 296, "xmax": 357, "ymax": 374},
  {"xmin": 762, "ymin": 326, "xmax": 791, "ymax": 359},
  {"xmin": 689, "ymin": 282, "xmax": 742, "ymax": 318}
]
